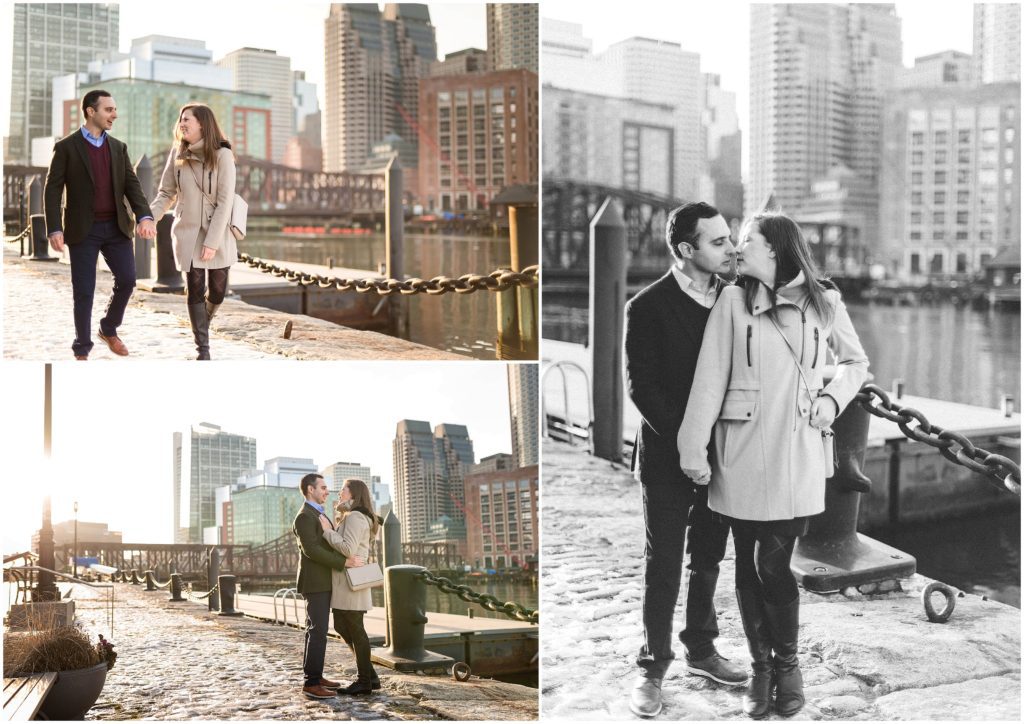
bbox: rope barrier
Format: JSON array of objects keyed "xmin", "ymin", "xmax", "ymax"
[
  {"xmin": 415, "ymin": 569, "xmax": 538, "ymax": 624},
  {"xmin": 4, "ymin": 226, "xmax": 30, "ymax": 244},
  {"xmin": 184, "ymin": 582, "xmax": 220, "ymax": 602},
  {"xmin": 237, "ymin": 252, "xmax": 539, "ymax": 296},
  {"xmin": 855, "ymin": 384, "xmax": 1020, "ymax": 495}
]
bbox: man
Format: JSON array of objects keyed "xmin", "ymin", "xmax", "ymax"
[
  {"xmin": 44, "ymin": 90, "xmax": 156, "ymax": 360},
  {"xmin": 293, "ymin": 473, "xmax": 362, "ymax": 699},
  {"xmin": 623, "ymin": 201, "xmax": 746, "ymax": 717}
]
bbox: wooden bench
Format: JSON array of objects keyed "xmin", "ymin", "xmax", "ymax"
[{"xmin": 3, "ymin": 674, "xmax": 57, "ymax": 721}]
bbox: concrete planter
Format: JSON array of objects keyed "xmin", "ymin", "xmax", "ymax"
[{"xmin": 37, "ymin": 661, "xmax": 108, "ymax": 720}]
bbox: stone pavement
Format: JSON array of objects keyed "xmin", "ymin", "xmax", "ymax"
[
  {"xmin": 540, "ymin": 439, "xmax": 1021, "ymax": 721},
  {"xmin": 2, "ymin": 248, "xmax": 463, "ymax": 360},
  {"xmin": 70, "ymin": 582, "xmax": 536, "ymax": 720}
]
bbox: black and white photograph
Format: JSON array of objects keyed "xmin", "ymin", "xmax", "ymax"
[{"xmin": 540, "ymin": 1, "xmax": 1021, "ymax": 720}]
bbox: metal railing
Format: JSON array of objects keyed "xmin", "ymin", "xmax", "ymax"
[
  {"xmin": 542, "ymin": 360, "xmax": 593, "ymax": 446},
  {"xmin": 272, "ymin": 587, "xmax": 302, "ymax": 626}
]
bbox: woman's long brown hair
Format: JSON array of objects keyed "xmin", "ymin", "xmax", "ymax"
[
  {"xmin": 174, "ymin": 103, "xmax": 231, "ymax": 170},
  {"xmin": 335, "ymin": 478, "xmax": 379, "ymax": 536},
  {"xmin": 740, "ymin": 212, "xmax": 835, "ymax": 325}
]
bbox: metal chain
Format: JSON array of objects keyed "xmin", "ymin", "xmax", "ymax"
[
  {"xmin": 4, "ymin": 226, "xmax": 30, "ymax": 244},
  {"xmin": 855, "ymin": 383, "xmax": 1021, "ymax": 495},
  {"xmin": 236, "ymin": 252, "xmax": 539, "ymax": 296},
  {"xmin": 416, "ymin": 569, "xmax": 538, "ymax": 624},
  {"xmin": 185, "ymin": 582, "xmax": 220, "ymax": 602}
]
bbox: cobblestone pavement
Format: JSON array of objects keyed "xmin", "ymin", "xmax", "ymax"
[
  {"xmin": 71, "ymin": 583, "xmax": 536, "ymax": 720},
  {"xmin": 540, "ymin": 439, "xmax": 1020, "ymax": 721},
  {"xmin": 2, "ymin": 249, "xmax": 463, "ymax": 360}
]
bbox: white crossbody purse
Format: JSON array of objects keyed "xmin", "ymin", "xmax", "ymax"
[{"xmin": 186, "ymin": 161, "xmax": 248, "ymax": 241}]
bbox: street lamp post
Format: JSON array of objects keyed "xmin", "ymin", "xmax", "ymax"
[
  {"xmin": 73, "ymin": 501, "xmax": 79, "ymax": 579},
  {"xmin": 33, "ymin": 364, "xmax": 60, "ymax": 602}
]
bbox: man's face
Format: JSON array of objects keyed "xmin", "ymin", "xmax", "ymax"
[
  {"xmin": 311, "ymin": 478, "xmax": 329, "ymax": 505},
  {"xmin": 681, "ymin": 214, "xmax": 734, "ymax": 275},
  {"xmin": 87, "ymin": 96, "xmax": 118, "ymax": 132}
]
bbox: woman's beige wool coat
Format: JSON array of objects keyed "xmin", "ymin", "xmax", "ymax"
[{"xmin": 323, "ymin": 511, "xmax": 374, "ymax": 612}]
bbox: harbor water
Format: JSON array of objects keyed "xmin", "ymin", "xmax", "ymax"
[{"xmin": 240, "ymin": 231, "xmax": 520, "ymax": 360}]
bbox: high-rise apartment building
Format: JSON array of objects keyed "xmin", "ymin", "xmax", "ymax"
[
  {"xmin": 464, "ymin": 464, "xmax": 538, "ymax": 570},
  {"xmin": 217, "ymin": 47, "xmax": 293, "ymax": 163},
  {"xmin": 7, "ymin": 3, "xmax": 120, "ymax": 164},
  {"xmin": 321, "ymin": 461, "xmax": 372, "ymax": 493},
  {"xmin": 418, "ymin": 68, "xmax": 539, "ymax": 211},
  {"xmin": 172, "ymin": 423, "xmax": 257, "ymax": 544},
  {"xmin": 323, "ymin": 3, "xmax": 436, "ymax": 181},
  {"xmin": 392, "ymin": 420, "xmax": 475, "ymax": 543},
  {"xmin": 747, "ymin": 4, "xmax": 902, "ymax": 216},
  {"xmin": 879, "ymin": 82, "xmax": 1021, "ymax": 278},
  {"xmin": 973, "ymin": 3, "xmax": 1021, "ymax": 84},
  {"xmin": 701, "ymin": 72, "xmax": 744, "ymax": 224},
  {"xmin": 487, "ymin": 3, "xmax": 538, "ymax": 73},
  {"xmin": 431, "ymin": 48, "xmax": 488, "ymax": 77},
  {"xmin": 897, "ymin": 51, "xmax": 973, "ymax": 89},
  {"xmin": 507, "ymin": 364, "xmax": 538, "ymax": 468}
]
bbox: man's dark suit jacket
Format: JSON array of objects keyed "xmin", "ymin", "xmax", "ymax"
[
  {"xmin": 293, "ymin": 503, "xmax": 348, "ymax": 594},
  {"xmin": 624, "ymin": 271, "xmax": 722, "ymax": 486},
  {"xmin": 43, "ymin": 130, "xmax": 153, "ymax": 245}
]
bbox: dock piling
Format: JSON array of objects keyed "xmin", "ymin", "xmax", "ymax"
[
  {"xmin": 218, "ymin": 575, "xmax": 243, "ymax": 616},
  {"xmin": 373, "ymin": 565, "xmax": 454, "ymax": 672}
]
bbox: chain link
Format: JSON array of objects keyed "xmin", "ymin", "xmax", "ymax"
[
  {"xmin": 416, "ymin": 569, "xmax": 538, "ymax": 624},
  {"xmin": 236, "ymin": 253, "xmax": 538, "ymax": 296},
  {"xmin": 4, "ymin": 226, "xmax": 30, "ymax": 245},
  {"xmin": 185, "ymin": 581, "xmax": 220, "ymax": 602},
  {"xmin": 855, "ymin": 384, "xmax": 1020, "ymax": 495}
]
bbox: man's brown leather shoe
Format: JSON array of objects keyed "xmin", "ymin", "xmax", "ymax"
[
  {"xmin": 97, "ymin": 332, "xmax": 129, "ymax": 356},
  {"xmin": 302, "ymin": 684, "xmax": 335, "ymax": 699},
  {"xmin": 75, "ymin": 355, "xmax": 87, "ymax": 360},
  {"xmin": 319, "ymin": 678, "xmax": 340, "ymax": 689}
]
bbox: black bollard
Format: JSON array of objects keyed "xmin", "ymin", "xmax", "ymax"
[
  {"xmin": 144, "ymin": 570, "xmax": 157, "ymax": 591},
  {"xmin": 130, "ymin": 569, "xmax": 141, "ymax": 585},
  {"xmin": 169, "ymin": 573, "xmax": 185, "ymax": 602},
  {"xmin": 372, "ymin": 565, "xmax": 453, "ymax": 672},
  {"xmin": 589, "ymin": 197, "xmax": 626, "ymax": 461},
  {"xmin": 381, "ymin": 510, "xmax": 403, "ymax": 647},
  {"xmin": 208, "ymin": 548, "xmax": 220, "ymax": 612},
  {"xmin": 384, "ymin": 156, "xmax": 407, "ymax": 339},
  {"xmin": 133, "ymin": 155, "xmax": 153, "ymax": 276},
  {"xmin": 138, "ymin": 216, "xmax": 184, "ymax": 292},
  {"xmin": 791, "ymin": 383, "xmax": 917, "ymax": 592},
  {"xmin": 217, "ymin": 575, "xmax": 243, "ymax": 616},
  {"xmin": 29, "ymin": 214, "xmax": 57, "ymax": 262}
]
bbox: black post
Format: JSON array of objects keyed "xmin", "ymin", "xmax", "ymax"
[
  {"xmin": 29, "ymin": 213, "xmax": 56, "ymax": 262},
  {"xmin": 134, "ymin": 155, "xmax": 153, "ymax": 276},
  {"xmin": 73, "ymin": 501, "xmax": 79, "ymax": 579},
  {"xmin": 217, "ymin": 575, "xmax": 243, "ymax": 616},
  {"xmin": 138, "ymin": 216, "xmax": 184, "ymax": 292},
  {"xmin": 169, "ymin": 573, "xmax": 185, "ymax": 602},
  {"xmin": 208, "ymin": 548, "xmax": 220, "ymax": 612},
  {"xmin": 34, "ymin": 365, "xmax": 59, "ymax": 602}
]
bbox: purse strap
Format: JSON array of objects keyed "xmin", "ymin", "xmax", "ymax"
[
  {"xmin": 766, "ymin": 313, "xmax": 818, "ymax": 405},
  {"xmin": 185, "ymin": 159, "xmax": 217, "ymax": 208}
]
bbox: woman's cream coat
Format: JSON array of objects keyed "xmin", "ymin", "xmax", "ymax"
[
  {"xmin": 677, "ymin": 281, "xmax": 869, "ymax": 520},
  {"xmin": 323, "ymin": 511, "xmax": 374, "ymax": 612},
  {"xmin": 149, "ymin": 140, "xmax": 237, "ymax": 271}
]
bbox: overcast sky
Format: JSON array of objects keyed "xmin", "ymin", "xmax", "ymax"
[
  {"xmin": 1, "ymin": 1, "xmax": 487, "ymax": 138},
  {"xmin": 1, "ymin": 361, "xmax": 516, "ymax": 550}
]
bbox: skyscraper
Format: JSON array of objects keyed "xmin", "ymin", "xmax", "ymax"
[
  {"xmin": 487, "ymin": 3, "xmax": 539, "ymax": 73},
  {"xmin": 217, "ymin": 47, "xmax": 294, "ymax": 163},
  {"xmin": 172, "ymin": 423, "xmax": 257, "ymax": 544},
  {"xmin": 6, "ymin": 3, "xmax": 120, "ymax": 164},
  {"xmin": 508, "ymin": 364, "xmax": 538, "ymax": 468},
  {"xmin": 973, "ymin": 3, "xmax": 1021, "ymax": 84},
  {"xmin": 323, "ymin": 3, "xmax": 437, "ymax": 180},
  {"xmin": 747, "ymin": 4, "xmax": 902, "ymax": 216},
  {"xmin": 392, "ymin": 420, "xmax": 475, "ymax": 543}
]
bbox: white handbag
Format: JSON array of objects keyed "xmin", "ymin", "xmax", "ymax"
[{"xmin": 345, "ymin": 562, "xmax": 384, "ymax": 591}]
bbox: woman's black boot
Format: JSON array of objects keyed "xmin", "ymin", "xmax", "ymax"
[
  {"xmin": 764, "ymin": 598, "xmax": 804, "ymax": 717},
  {"xmin": 736, "ymin": 589, "xmax": 774, "ymax": 719},
  {"xmin": 187, "ymin": 302, "xmax": 211, "ymax": 360}
]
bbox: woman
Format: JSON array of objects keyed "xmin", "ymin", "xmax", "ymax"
[
  {"xmin": 149, "ymin": 103, "xmax": 237, "ymax": 360},
  {"xmin": 677, "ymin": 212, "xmax": 868, "ymax": 719},
  {"xmin": 319, "ymin": 478, "xmax": 381, "ymax": 695}
]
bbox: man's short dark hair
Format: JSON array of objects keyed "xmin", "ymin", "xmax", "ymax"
[
  {"xmin": 666, "ymin": 201, "xmax": 720, "ymax": 260},
  {"xmin": 81, "ymin": 90, "xmax": 112, "ymax": 120},
  {"xmin": 300, "ymin": 473, "xmax": 324, "ymax": 497}
]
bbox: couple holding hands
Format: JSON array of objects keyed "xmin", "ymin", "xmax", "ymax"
[{"xmin": 44, "ymin": 90, "xmax": 237, "ymax": 360}]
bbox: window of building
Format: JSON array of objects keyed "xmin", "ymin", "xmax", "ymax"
[
  {"xmin": 910, "ymin": 211, "xmax": 922, "ymax": 225},
  {"xmin": 934, "ymin": 130, "xmax": 948, "ymax": 145},
  {"xmin": 910, "ymin": 253, "xmax": 921, "ymax": 274},
  {"xmin": 911, "ymin": 150, "xmax": 924, "ymax": 165},
  {"xmin": 934, "ymin": 149, "xmax": 947, "ymax": 165},
  {"xmin": 957, "ymin": 190, "xmax": 970, "ymax": 204},
  {"xmin": 958, "ymin": 129, "xmax": 971, "ymax": 144},
  {"xmin": 911, "ymin": 132, "xmax": 924, "ymax": 146},
  {"xmin": 933, "ymin": 191, "xmax": 946, "ymax": 205},
  {"xmin": 934, "ymin": 171, "xmax": 946, "ymax": 185},
  {"xmin": 911, "ymin": 171, "xmax": 923, "ymax": 185},
  {"xmin": 933, "ymin": 211, "xmax": 945, "ymax": 224},
  {"xmin": 956, "ymin": 210, "xmax": 969, "ymax": 225},
  {"xmin": 981, "ymin": 128, "xmax": 998, "ymax": 145},
  {"xmin": 932, "ymin": 230, "xmax": 944, "ymax": 241},
  {"xmin": 958, "ymin": 148, "xmax": 971, "ymax": 164},
  {"xmin": 911, "ymin": 191, "xmax": 922, "ymax": 205},
  {"xmin": 956, "ymin": 253, "xmax": 968, "ymax": 273},
  {"xmin": 910, "ymin": 231, "xmax": 921, "ymax": 240},
  {"xmin": 957, "ymin": 168, "xmax": 971, "ymax": 184},
  {"xmin": 956, "ymin": 231, "xmax": 968, "ymax": 240},
  {"xmin": 1005, "ymin": 127, "xmax": 1016, "ymax": 143},
  {"xmin": 930, "ymin": 252, "xmax": 944, "ymax": 274}
]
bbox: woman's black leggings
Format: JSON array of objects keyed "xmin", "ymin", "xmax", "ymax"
[
  {"xmin": 332, "ymin": 609, "xmax": 375, "ymax": 681},
  {"xmin": 186, "ymin": 266, "xmax": 229, "ymax": 305},
  {"xmin": 733, "ymin": 529, "xmax": 799, "ymax": 605}
]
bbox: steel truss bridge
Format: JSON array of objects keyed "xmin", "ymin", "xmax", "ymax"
[
  {"xmin": 4, "ymin": 154, "xmax": 401, "ymax": 226},
  {"xmin": 57, "ymin": 535, "xmax": 463, "ymax": 581}
]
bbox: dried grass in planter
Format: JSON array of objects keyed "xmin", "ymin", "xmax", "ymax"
[{"xmin": 3, "ymin": 624, "xmax": 102, "ymax": 675}]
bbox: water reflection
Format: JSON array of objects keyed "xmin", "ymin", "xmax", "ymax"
[{"xmin": 240, "ymin": 232, "xmax": 528, "ymax": 360}]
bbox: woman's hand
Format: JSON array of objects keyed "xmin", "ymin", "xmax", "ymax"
[
  {"xmin": 682, "ymin": 464, "xmax": 712, "ymax": 486},
  {"xmin": 810, "ymin": 395, "xmax": 839, "ymax": 429},
  {"xmin": 319, "ymin": 515, "xmax": 331, "ymax": 532},
  {"xmin": 345, "ymin": 556, "xmax": 364, "ymax": 568},
  {"xmin": 200, "ymin": 245, "xmax": 217, "ymax": 262}
]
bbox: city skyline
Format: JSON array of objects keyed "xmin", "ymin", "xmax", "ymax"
[
  {"xmin": 0, "ymin": 1, "xmax": 488, "ymax": 141},
  {"xmin": 0, "ymin": 361, "xmax": 516, "ymax": 551},
  {"xmin": 542, "ymin": 0, "xmax": 977, "ymax": 181}
]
